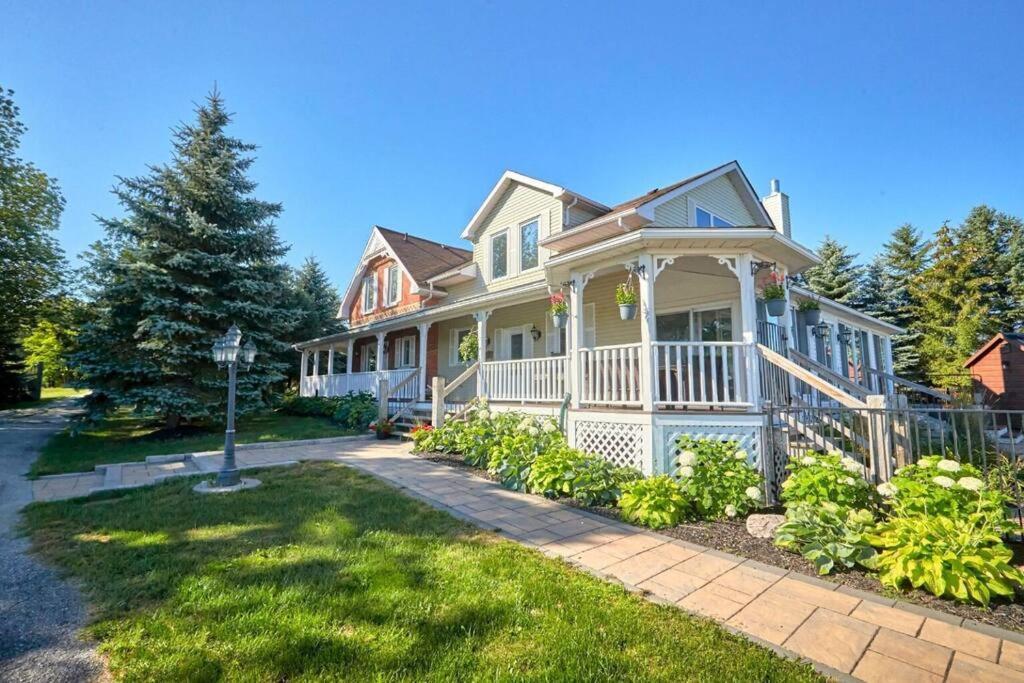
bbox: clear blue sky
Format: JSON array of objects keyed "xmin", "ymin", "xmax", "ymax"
[{"xmin": 3, "ymin": 1, "xmax": 1022, "ymax": 291}]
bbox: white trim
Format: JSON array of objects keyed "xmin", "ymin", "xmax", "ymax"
[
  {"xmin": 396, "ymin": 335, "xmax": 416, "ymax": 368},
  {"xmin": 361, "ymin": 275, "xmax": 377, "ymax": 313},
  {"xmin": 385, "ymin": 265, "xmax": 400, "ymax": 306},
  {"xmin": 449, "ymin": 327, "xmax": 472, "ymax": 366},
  {"xmin": 518, "ymin": 215, "xmax": 541, "ymax": 273}
]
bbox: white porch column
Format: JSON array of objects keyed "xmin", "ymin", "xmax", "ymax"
[
  {"xmin": 375, "ymin": 332, "xmax": 386, "ymax": 374},
  {"xmin": 346, "ymin": 338, "xmax": 354, "ymax": 374},
  {"xmin": 327, "ymin": 345, "xmax": 335, "ymax": 375},
  {"xmin": 474, "ymin": 310, "xmax": 491, "ymax": 396},
  {"xmin": 312, "ymin": 347, "xmax": 320, "ymax": 375},
  {"xmin": 637, "ymin": 253, "xmax": 657, "ymax": 412},
  {"xmin": 831, "ymin": 323, "xmax": 843, "ymax": 376},
  {"xmin": 567, "ymin": 272, "xmax": 590, "ymax": 409},
  {"xmin": 779, "ymin": 269, "xmax": 795, "ymax": 351},
  {"xmin": 866, "ymin": 332, "xmax": 879, "ymax": 393},
  {"xmin": 736, "ymin": 254, "xmax": 761, "ymax": 409},
  {"xmin": 417, "ymin": 322, "xmax": 431, "ymax": 401},
  {"xmin": 300, "ymin": 349, "xmax": 310, "ymax": 396}
]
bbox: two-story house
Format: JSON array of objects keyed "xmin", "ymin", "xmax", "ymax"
[{"xmin": 296, "ymin": 161, "xmax": 903, "ymax": 474}]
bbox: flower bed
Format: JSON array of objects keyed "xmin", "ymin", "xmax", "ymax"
[{"xmin": 413, "ymin": 404, "xmax": 1024, "ymax": 632}]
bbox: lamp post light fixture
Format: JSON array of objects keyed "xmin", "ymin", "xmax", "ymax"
[
  {"xmin": 812, "ymin": 321, "xmax": 831, "ymax": 339},
  {"xmin": 837, "ymin": 327, "xmax": 853, "ymax": 346},
  {"xmin": 210, "ymin": 324, "xmax": 256, "ymax": 488}
]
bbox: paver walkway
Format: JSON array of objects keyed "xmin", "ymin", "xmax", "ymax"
[{"xmin": 32, "ymin": 438, "xmax": 1024, "ymax": 683}]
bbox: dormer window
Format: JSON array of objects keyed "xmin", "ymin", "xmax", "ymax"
[
  {"xmin": 385, "ymin": 265, "xmax": 399, "ymax": 306},
  {"xmin": 695, "ymin": 206, "xmax": 734, "ymax": 228},
  {"xmin": 491, "ymin": 230, "xmax": 508, "ymax": 280},
  {"xmin": 362, "ymin": 275, "xmax": 376, "ymax": 312}
]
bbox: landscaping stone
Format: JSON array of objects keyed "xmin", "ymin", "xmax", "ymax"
[{"xmin": 745, "ymin": 513, "xmax": 785, "ymax": 538}]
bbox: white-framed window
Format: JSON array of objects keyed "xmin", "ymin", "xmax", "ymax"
[
  {"xmin": 491, "ymin": 230, "xmax": 508, "ymax": 280},
  {"xmin": 362, "ymin": 275, "xmax": 377, "ymax": 312},
  {"xmin": 494, "ymin": 325, "xmax": 533, "ymax": 361},
  {"xmin": 385, "ymin": 265, "xmax": 400, "ymax": 306},
  {"xmin": 449, "ymin": 327, "xmax": 471, "ymax": 366},
  {"xmin": 695, "ymin": 205, "xmax": 734, "ymax": 228},
  {"xmin": 360, "ymin": 344, "xmax": 377, "ymax": 372},
  {"xmin": 396, "ymin": 335, "xmax": 416, "ymax": 367},
  {"xmin": 519, "ymin": 218, "xmax": 539, "ymax": 271}
]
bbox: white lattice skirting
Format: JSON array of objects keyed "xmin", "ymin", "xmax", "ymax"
[{"xmin": 573, "ymin": 421, "xmax": 648, "ymax": 474}]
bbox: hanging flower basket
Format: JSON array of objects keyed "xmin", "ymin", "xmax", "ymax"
[
  {"xmin": 616, "ymin": 278, "xmax": 638, "ymax": 320},
  {"xmin": 760, "ymin": 272, "xmax": 787, "ymax": 318},
  {"xmin": 797, "ymin": 299, "xmax": 821, "ymax": 325},
  {"xmin": 549, "ymin": 293, "xmax": 569, "ymax": 328}
]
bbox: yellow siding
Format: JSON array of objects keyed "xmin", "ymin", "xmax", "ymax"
[
  {"xmin": 653, "ymin": 175, "xmax": 757, "ymax": 226},
  {"xmin": 447, "ymin": 183, "xmax": 563, "ymax": 300}
]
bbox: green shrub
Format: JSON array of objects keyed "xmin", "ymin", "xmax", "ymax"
[
  {"xmin": 867, "ymin": 513, "xmax": 1024, "ymax": 606},
  {"xmin": 675, "ymin": 437, "xmax": 764, "ymax": 520},
  {"xmin": 780, "ymin": 451, "xmax": 875, "ymax": 512},
  {"xmin": 884, "ymin": 456, "xmax": 1007, "ymax": 527},
  {"xmin": 774, "ymin": 503, "xmax": 878, "ymax": 575},
  {"xmin": 332, "ymin": 391, "xmax": 378, "ymax": 431},
  {"xmin": 486, "ymin": 418, "xmax": 565, "ymax": 491},
  {"xmin": 526, "ymin": 445, "xmax": 638, "ymax": 506},
  {"xmin": 618, "ymin": 475, "xmax": 690, "ymax": 529},
  {"xmin": 279, "ymin": 394, "xmax": 340, "ymax": 417}
]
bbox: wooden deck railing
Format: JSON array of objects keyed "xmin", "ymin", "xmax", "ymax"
[{"xmin": 481, "ymin": 356, "xmax": 567, "ymax": 403}]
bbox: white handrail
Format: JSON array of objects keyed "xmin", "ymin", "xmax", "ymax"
[
  {"xmin": 653, "ymin": 341, "xmax": 751, "ymax": 407},
  {"xmin": 482, "ymin": 356, "xmax": 567, "ymax": 403}
]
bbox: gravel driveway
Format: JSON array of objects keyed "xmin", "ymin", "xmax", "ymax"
[{"xmin": 0, "ymin": 399, "xmax": 105, "ymax": 682}]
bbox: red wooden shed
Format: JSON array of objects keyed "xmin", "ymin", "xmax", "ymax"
[{"xmin": 965, "ymin": 333, "xmax": 1024, "ymax": 410}]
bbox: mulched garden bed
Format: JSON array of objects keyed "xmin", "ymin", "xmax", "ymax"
[{"xmin": 417, "ymin": 450, "xmax": 1024, "ymax": 634}]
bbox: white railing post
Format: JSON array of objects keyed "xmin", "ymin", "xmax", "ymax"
[
  {"xmin": 431, "ymin": 376, "xmax": 446, "ymax": 427},
  {"xmin": 346, "ymin": 338, "xmax": 354, "ymax": 374},
  {"xmin": 417, "ymin": 322, "xmax": 431, "ymax": 401},
  {"xmin": 568, "ymin": 271, "xmax": 589, "ymax": 409},
  {"xmin": 327, "ymin": 345, "xmax": 335, "ymax": 376},
  {"xmin": 377, "ymin": 379, "xmax": 389, "ymax": 422},
  {"xmin": 375, "ymin": 332, "xmax": 386, "ymax": 375},
  {"xmin": 637, "ymin": 254, "xmax": 656, "ymax": 412}
]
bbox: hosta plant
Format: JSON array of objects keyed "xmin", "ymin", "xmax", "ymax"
[
  {"xmin": 780, "ymin": 451, "xmax": 875, "ymax": 512},
  {"xmin": 886, "ymin": 456, "xmax": 1008, "ymax": 528},
  {"xmin": 867, "ymin": 512, "xmax": 1024, "ymax": 606},
  {"xmin": 774, "ymin": 502, "xmax": 878, "ymax": 575},
  {"xmin": 527, "ymin": 446, "xmax": 638, "ymax": 506},
  {"xmin": 618, "ymin": 475, "xmax": 690, "ymax": 529},
  {"xmin": 675, "ymin": 437, "xmax": 763, "ymax": 520},
  {"xmin": 486, "ymin": 418, "xmax": 565, "ymax": 491}
]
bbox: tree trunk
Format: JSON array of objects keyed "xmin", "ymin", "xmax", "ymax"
[{"xmin": 164, "ymin": 412, "xmax": 181, "ymax": 430}]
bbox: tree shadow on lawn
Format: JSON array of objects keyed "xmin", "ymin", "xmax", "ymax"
[{"xmin": 22, "ymin": 462, "xmax": 824, "ymax": 682}]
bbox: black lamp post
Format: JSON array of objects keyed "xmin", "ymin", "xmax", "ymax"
[{"xmin": 211, "ymin": 325, "xmax": 257, "ymax": 487}]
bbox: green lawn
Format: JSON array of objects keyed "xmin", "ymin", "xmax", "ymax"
[
  {"xmin": 3, "ymin": 386, "xmax": 89, "ymax": 410},
  {"xmin": 30, "ymin": 410, "xmax": 358, "ymax": 477},
  {"xmin": 23, "ymin": 463, "xmax": 821, "ymax": 682}
]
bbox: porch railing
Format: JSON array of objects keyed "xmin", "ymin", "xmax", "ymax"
[
  {"xmin": 301, "ymin": 367, "xmax": 419, "ymax": 400},
  {"xmin": 579, "ymin": 343, "xmax": 643, "ymax": 406},
  {"xmin": 482, "ymin": 356, "xmax": 567, "ymax": 403},
  {"xmin": 653, "ymin": 341, "xmax": 751, "ymax": 407}
]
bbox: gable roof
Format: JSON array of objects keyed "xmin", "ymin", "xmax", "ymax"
[
  {"xmin": 338, "ymin": 226, "xmax": 472, "ymax": 320},
  {"xmin": 460, "ymin": 170, "xmax": 609, "ymax": 240},
  {"xmin": 965, "ymin": 332, "xmax": 1024, "ymax": 368},
  {"xmin": 376, "ymin": 226, "xmax": 472, "ymax": 283}
]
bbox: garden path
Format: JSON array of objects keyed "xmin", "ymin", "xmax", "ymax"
[{"xmin": 31, "ymin": 437, "xmax": 1024, "ymax": 682}]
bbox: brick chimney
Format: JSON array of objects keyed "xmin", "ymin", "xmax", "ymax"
[{"xmin": 761, "ymin": 179, "xmax": 791, "ymax": 238}]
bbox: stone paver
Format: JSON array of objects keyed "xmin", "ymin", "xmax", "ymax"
[{"xmin": 28, "ymin": 437, "xmax": 1024, "ymax": 682}]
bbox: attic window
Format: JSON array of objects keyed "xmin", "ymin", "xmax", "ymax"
[
  {"xmin": 491, "ymin": 230, "xmax": 508, "ymax": 280},
  {"xmin": 362, "ymin": 275, "xmax": 376, "ymax": 311},
  {"xmin": 385, "ymin": 266, "xmax": 399, "ymax": 306},
  {"xmin": 695, "ymin": 206, "xmax": 734, "ymax": 228}
]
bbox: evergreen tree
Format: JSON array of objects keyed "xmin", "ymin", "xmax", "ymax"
[
  {"xmin": 955, "ymin": 205, "xmax": 1018, "ymax": 335},
  {"xmin": 913, "ymin": 223, "xmax": 983, "ymax": 390},
  {"xmin": 1008, "ymin": 225, "xmax": 1024, "ymax": 329},
  {"xmin": 0, "ymin": 86, "xmax": 65, "ymax": 403},
  {"xmin": 803, "ymin": 236, "xmax": 861, "ymax": 305},
  {"xmin": 74, "ymin": 91, "xmax": 294, "ymax": 427},
  {"xmin": 855, "ymin": 256, "xmax": 888, "ymax": 320},
  {"xmin": 877, "ymin": 224, "xmax": 929, "ymax": 380},
  {"xmin": 291, "ymin": 256, "xmax": 342, "ymax": 342}
]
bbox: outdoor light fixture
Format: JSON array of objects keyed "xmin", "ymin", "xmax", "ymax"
[
  {"xmin": 208, "ymin": 324, "xmax": 257, "ymax": 488},
  {"xmin": 812, "ymin": 321, "xmax": 831, "ymax": 339},
  {"xmin": 751, "ymin": 260, "xmax": 777, "ymax": 276},
  {"xmin": 530, "ymin": 325, "xmax": 542, "ymax": 342},
  {"xmin": 838, "ymin": 327, "xmax": 853, "ymax": 345}
]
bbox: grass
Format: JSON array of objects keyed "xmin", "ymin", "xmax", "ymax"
[
  {"xmin": 30, "ymin": 410, "xmax": 359, "ymax": 477},
  {"xmin": 3, "ymin": 386, "xmax": 89, "ymax": 410},
  {"xmin": 23, "ymin": 463, "xmax": 823, "ymax": 682}
]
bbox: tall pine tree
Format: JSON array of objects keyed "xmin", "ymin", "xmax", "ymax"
[
  {"xmin": 291, "ymin": 256, "xmax": 342, "ymax": 342},
  {"xmin": 876, "ymin": 224, "xmax": 929, "ymax": 380},
  {"xmin": 803, "ymin": 236, "xmax": 861, "ymax": 305},
  {"xmin": 75, "ymin": 91, "xmax": 294, "ymax": 427}
]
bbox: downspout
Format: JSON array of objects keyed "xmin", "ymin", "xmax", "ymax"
[{"xmin": 563, "ymin": 196, "xmax": 579, "ymax": 229}]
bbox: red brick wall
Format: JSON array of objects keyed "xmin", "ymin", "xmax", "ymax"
[
  {"xmin": 426, "ymin": 324, "xmax": 439, "ymax": 381},
  {"xmin": 348, "ymin": 256, "xmax": 443, "ymax": 326}
]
